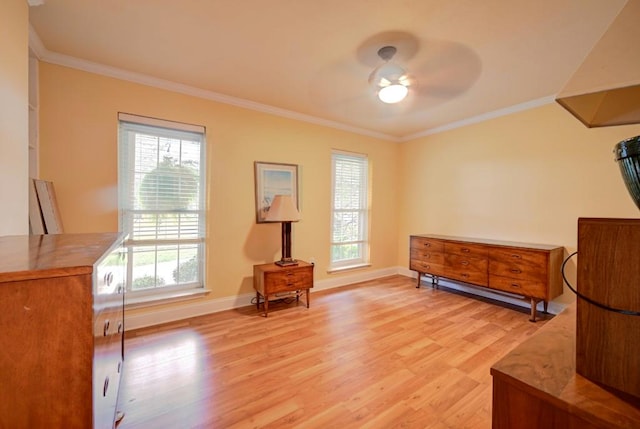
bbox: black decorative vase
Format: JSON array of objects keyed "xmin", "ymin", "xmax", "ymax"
[{"xmin": 614, "ymin": 135, "xmax": 640, "ymax": 210}]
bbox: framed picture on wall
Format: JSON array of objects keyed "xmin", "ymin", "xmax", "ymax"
[{"xmin": 254, "ymin": 161, "xmax": 299, "ymax": 223}]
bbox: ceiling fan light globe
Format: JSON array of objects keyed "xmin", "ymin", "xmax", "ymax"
[
  {"xmin": 378, "ymin": 84, "xmax": 408, "ymax": 103},
  {"xmin": 369, "ymin": 62, "xmax": 407, "ymax": 86}
]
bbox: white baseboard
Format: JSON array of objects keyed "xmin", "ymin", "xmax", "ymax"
[
  {"xmin": 126, "ymin": 266, "xmax": 565, "ymax": 330},
  {"xmin": 126, "ymin": 266, "xmax": 401, "ymax": 330}
]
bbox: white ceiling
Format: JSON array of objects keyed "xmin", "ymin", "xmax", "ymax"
[{"xmin": 28, "ymin": 0, "xmax": 627, "ymax": 141}]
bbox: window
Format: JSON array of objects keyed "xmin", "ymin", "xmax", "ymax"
[
  {"xmin": 118, "ymin": 113, "xmax": 206, "ymax": 299},
  {"xmin": 330, "ymin": 150, "xmax": 369, "ymax": 269}
]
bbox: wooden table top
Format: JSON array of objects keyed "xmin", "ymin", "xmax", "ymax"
[
  {"xmin": 412, "ymin": 233, "xmax": 563, "ymax": 251},
  {"xmin": 0, "ymin": 232, "xmax": 124, "ymax": 283},
  {"xmin": 491, "ymin": 304, "xmax": 640, "ymax": 428}
]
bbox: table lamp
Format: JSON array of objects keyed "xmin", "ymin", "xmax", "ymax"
[{"xmin": 265, "ymin": 194, "xmax": 301, "ymax": 266}]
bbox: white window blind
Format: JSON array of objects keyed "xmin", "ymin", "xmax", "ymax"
[
  {"xmin": 118, "ymin": 113, "xmax": 206, "ymax": 297},
  {"xmin": 331, "ymin": 150, "xmax": 369, "ymax": 268}
]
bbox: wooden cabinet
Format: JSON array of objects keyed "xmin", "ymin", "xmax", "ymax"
[
  {"xmin": 253, "ymin": 261, "xmax": 314, "ymax": 317},
  {"xmin": 576, "ymin": 218, "xmax": 640, "ymax": 400},
  {"xmin": 491, "ymin": 305, "xmax": 640, "ymax": 428},
  {"xmin": 0, "ymin": 233, "xmax": 125, "ymax": 429},
  {"xmin": 410, "ymin": 235, "xmax": 563, "ymax": 321}
]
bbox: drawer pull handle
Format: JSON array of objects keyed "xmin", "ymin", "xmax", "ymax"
[
  {"xmin": 462, "ymin": 273, "xmax": 469, "ymax": 278},
  {"xmin": 117, "ymin": 322, "xmax": 123, "ymax": 334},
  {"xmin": 103, "ymin": 320, "xmax": 110, "ymax": 336},
  {"xmin": 511, "ymin": 283, "xmax": 521, "ymax": 289},
  {"xmin": 461, "ymin": 261, "xmax": 469, "ymax": 266},
  {"xmin": 424, "ymin": 254, "xmax": 430, "ymax": 258},
  {"xmin": 424, "ymin": 265, "xmax": 430, "ymax": 269},
  {"xmin": 286, "ymin": 272, "xmax": 294, "ymax": 276},
  {"xmin": 424, "ymin": 243, "xmax": 431, "ymax": 247},
  {"xmin": 511, "ymin": 254, "xmax": 522, "ymax": 259},
  {"xmin": 510, "ymin": 269, "xmax": 522, "ymax": 274},
  {"xmin": 104, "ymin": 272, "xmax": 114, "ymax": 286},
  {"xmin": 461, "ymin": 248, "xmax": 470, "ymax": 253},
  {"xmin": 103, "ymin": 376, "xmax": 110, "ymax": 397}
]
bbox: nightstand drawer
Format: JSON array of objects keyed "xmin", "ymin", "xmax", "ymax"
[{"xmin": 265, "ymin": 268, "xmax": 312, "ymax": 293}]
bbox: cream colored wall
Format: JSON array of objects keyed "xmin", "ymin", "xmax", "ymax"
[
  {"xmin": 0, "ymin": 0, "xmax": 29, "ymax": 236},
  {"xmin": 38, "ymin": 62, "xmax": 640, "ymax": 315},
  {"xmin": 38, "ymin": 63, "xmax": 400, "ymax": 307},
  {"xmin": 398, "ymin": 102, "xmax": 640, "ymax": 304}
]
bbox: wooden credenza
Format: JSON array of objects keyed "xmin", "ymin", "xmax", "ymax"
[
  {"xmin": 410, "ymin": 234, "xmax": 564, "ymax": 321},
  {"xmin": 0, "ymin": 233, "xmax": 126, "ymax": 429},
  {"xmin": 253, "ymin": 261, "xmax": 314, "ymax": 317}
]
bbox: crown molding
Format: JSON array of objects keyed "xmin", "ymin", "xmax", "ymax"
[
  {"xmin": 30, "ymin": 32, "xmax": 401, "ymax": 142},
  {"xmin": 28, "ymin": 27, "xmax": 553, "ymax": 143},
  {"xmin": 28, "ymin": 25, "xmax": 46, "ymax": 59},
  {"xmin": 401, "ymin": 95, "xmax": 557, "ymax": 141}
]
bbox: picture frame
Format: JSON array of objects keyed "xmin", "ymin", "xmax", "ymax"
[{"xmin": 254, "ymin": 161, "xmax": 299, "ymax": 223}]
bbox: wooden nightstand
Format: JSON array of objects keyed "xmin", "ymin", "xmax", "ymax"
[{"xmin": 253, "ymin": 261, "xmax": 314, "ymax": 317}]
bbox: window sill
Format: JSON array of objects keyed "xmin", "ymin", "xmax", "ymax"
[
  {"xmin": 125, "ymin": 288, "xmax": 211, "ymax": 309},
  {"xmin": 327, "ymin": 263, "xmax": 371, "ymax": 274}
]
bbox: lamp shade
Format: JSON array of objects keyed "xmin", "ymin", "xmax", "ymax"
[{"xmin": 265, "ymin": 195, "xmax": 300, "ymax": 222}]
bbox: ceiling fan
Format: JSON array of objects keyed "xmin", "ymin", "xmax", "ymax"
[
  {"xmin": 368, "ymin": 45, "xmax": 414, "ymax": 104},
  {"xmin": 309, "ymin": 31, "xmax": 481, "ymax": 122}
]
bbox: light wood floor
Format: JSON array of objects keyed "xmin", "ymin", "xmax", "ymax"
[{"xmin": 116, "ymin": 275, "xmax": 549, "ymax": 428}]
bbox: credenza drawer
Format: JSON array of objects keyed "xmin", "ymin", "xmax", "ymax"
[
  {"xmin": 445, "ymin": 254, "xmax": 488, "ymax": 273},
  {"xmin": 445, "ymin": 254, "xmax": 488, "ymax": 286},
  {"xmin": 446, "ymin": 269, "xmax": 488, "ymax": 286},
  {"xmin": 489, "ymin": 274, "xmax": 546, "ymax": 299},
  {"xmin": 410, "ymin": 260, "xmax": 446, "ymax": 276},
  {"xmin": 410, "ymin": 248, "xmax": 444, "ymax": 265},
  {"xmin": 445, "ymin": 242, "xmax": 488, "ymax": 258},
  {"xmin": 410, "ymin": 236, "xmax": 445, "ymax": 253},
  {"xmin": 489, "ymin": 248, "xmax": 548, "ymax": 282}
]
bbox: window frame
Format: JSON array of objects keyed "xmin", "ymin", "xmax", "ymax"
[
  {"xmin": 117, "ymin": 113, "xmax": 207, "ymax": 301},
  {"xmin": 330, "ymin": 150, "xmax": 370, "ymax": 270}
]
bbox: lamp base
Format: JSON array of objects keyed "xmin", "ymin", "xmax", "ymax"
[{"xmin": 275, "ymin": 258, "xmax": 298, "ymax": 267}]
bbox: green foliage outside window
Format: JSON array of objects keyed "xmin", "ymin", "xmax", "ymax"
[
  {"xmin": 172, "ymin": 256, "xmax": 199, "ymax": 283},
  {"xmin": 139, "ymin": 156, "xmax": 198, "ymax": 211}
]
